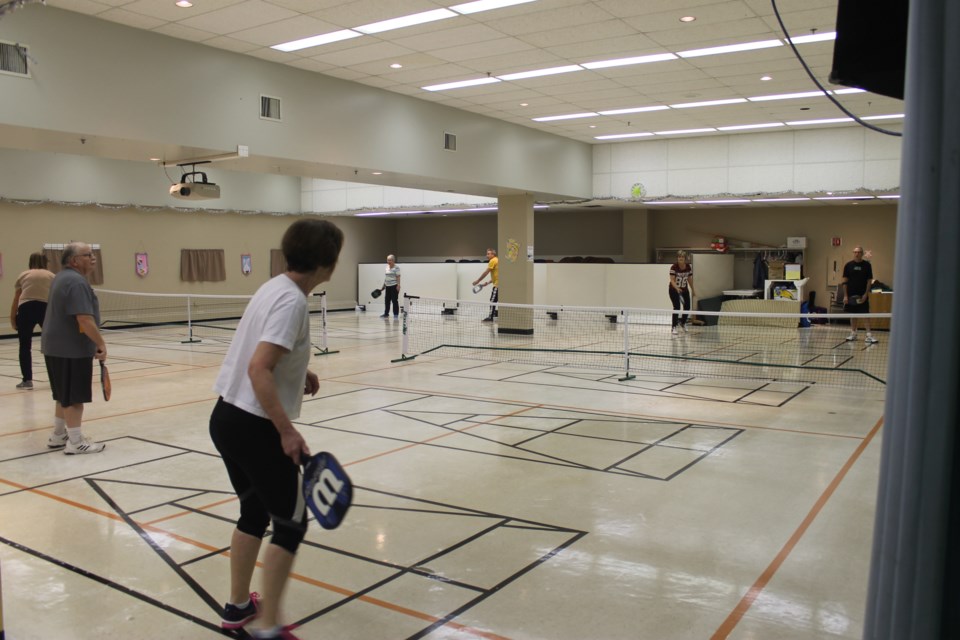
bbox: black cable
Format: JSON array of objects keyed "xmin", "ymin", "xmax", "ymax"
[{"xmin": 770, "ymin": 0, "xmax": 902, "ymax": 137}]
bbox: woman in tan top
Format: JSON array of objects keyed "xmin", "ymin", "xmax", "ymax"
[{"xmin": 10, "ymin": 252, "xmax": 56, "ymax": 389}]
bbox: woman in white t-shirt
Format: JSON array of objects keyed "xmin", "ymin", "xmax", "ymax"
[
  {"xmin": 209, "ymin": 219, "xmax": 344, "ymax": 640},
  {"xmin": 10, "ymin": 252, "xmax": 56, "ymax": 390}
]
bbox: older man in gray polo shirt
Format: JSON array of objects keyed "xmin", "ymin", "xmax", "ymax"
[{"xmin": 41, "ymin": 242, "xmax": 108, "ymax": 454}]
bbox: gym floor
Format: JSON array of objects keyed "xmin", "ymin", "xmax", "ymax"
[{"xmin": 0, "ymin": 312, "xmax": 885, "ymax": 639}]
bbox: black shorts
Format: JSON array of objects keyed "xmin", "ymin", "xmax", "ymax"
[
  {"xmin": 44, "ymin": 356, "xmax": 93, "ymax": 407},
  {"xmin": 843, "ymin": 299, "xmax": 870, "ymax": 313}
]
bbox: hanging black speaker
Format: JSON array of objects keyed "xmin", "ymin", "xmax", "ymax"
[{"xmin": 829, "ymin": 0, "xmax": 909, "ymax": 100}]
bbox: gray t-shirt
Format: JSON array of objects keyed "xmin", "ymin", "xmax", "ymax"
[{"xmin": 40, "ymin": 268, "xmax": 101, "ymax": 358}]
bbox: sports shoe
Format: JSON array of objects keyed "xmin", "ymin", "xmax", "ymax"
[
  {"xmin": 221, "ymin": 592, "xmax": 261, "ymax": 630},
  {"xmin": 379, "ymin": 313, "xmax": 389, "ymax": 318},
  {"xmin": 671, "ymin": 327, "xmax": 678, "ymax": 335},
  {"xmin": 845, "ymin": 333, "xmax": 857, "ymax": 342},
  {"xmin": 16, "ymin": 380, "xmax": 33, "ymax": 390},
  {"xmin": 253, "ymin": 626, "xmax": 300, "ymax": 640},
  {"xmin": 47, "ymin": 432, "xmax": 69, "ymax": 449},
  {"xmin": 64, "ymin": 437, "xmax": 106, "ymax": 455},
  {"xmin": 482, "ymin": 317, "xmax": 494, "ymax": 323},
  {"xmin": 680, "ymin": 324, "xmax": 688, "ymax": 333},
  {"xmin": 865, "ymin": 334, "xmax": 879, "ymax": 345}
]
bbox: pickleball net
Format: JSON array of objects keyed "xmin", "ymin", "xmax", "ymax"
[
  {"xmin": 94, "ymin": 288, "xmax": 336, "ymax": 354},
  {"xmin": 396, "ymin": 295, "xmax": 891, "ymax": 388}
]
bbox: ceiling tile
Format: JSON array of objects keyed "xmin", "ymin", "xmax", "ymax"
[
  {"xmin": 203, "ymin": 35, "xmax": 264, "ymax": 53},
  {"xmin": 391, "ymin": 23, "xmax": 506, "ymax": 52},
  {"xmin": 153, "ymin": 22, "xmax": 221, "ymax": 43},
  {"xmin": 97, "ymin": 8, "xmax": 167, "ymax": 29},
  {"xmin": 179, "ymin": 0, "xmax": 299, "ymax": 35},
  {"xmin": 428, "ymin": 37, "xmax": 537, "ymax": 64},
  {"xmin": 115, "ymin": 0, "xmax": 238, "ymax": 21},
  {"xmin": 46, "ymin": 0, "xmax": 113, "ymax": 14},
  {"xmin": 483, "ymin": 3, "xmax": 619, "ymax": 37},
  {"xmin": 310, "ymin": 40, "xmax": 416, "ymax": 66},
  {"xmin": 229, "ymin": 15, "xmax": 344, "ymax": 47}
]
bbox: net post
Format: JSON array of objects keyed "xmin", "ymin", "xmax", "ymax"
[
  {"xmin": 391, "ymin": 294, "xmax": 418, "ymax": 363},
  {"xmin": 313, "ymin": 291, "xmax": 339, "ymax": 356},
  {"xmin": 181, "ymin": 295, "xmax": 201, "ymax": 343},
  {"xmin": 618, "ymin": 309, "xmax": 635, "ymax": 381}
]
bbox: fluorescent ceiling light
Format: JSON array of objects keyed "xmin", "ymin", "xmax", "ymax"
[
  {"xmin": 752, "ymin": 197, "xmax": 811, "ymax": 202},
  {"xmin": 717, "ymin": 122, "xmax": 785, "ymax": 131},
  {"xmin": 451, "ymin": 0, "xmax": 537, "ymax": 14},
  {"xmin": 646, "ymin": 201, "xmax": 694, "ymax": 204},
  {"xmin": 695, "ymin": 199, "xmax": 751, "ymax": 204},
  {"xmin": 748, "ymin": 90, "xmax": 826, "ymax": 102},
  {"xmin": 498, "ymin": 65, "xmax": 583, "ymax": 81},
  {"xmin": 786, "ymin": 117, "xmax": 854, "ymax": 126},
  {"xmin": 356, "ymin": 8, "xmax": 456, "ymax": 34},
  {"xmin": 272, "ymin": 30, "xmax": 361, "ymax": 52},
  {"xmin": 789, "ymin": 31, "xmax": 836, "ymax": 44},
  {"xmin": 654, "ymin": 128, "xmax": 717, "ymax": 135},
  {"xmin": 597, "ymin": 105, "xmax": 669, "ymax": 116},
  {"xmin": 862, "ymin": 114, "xmax": 905, "ymax": 120},
  {"xmin": 422, "ymin": 77, "xmax": 501, "ymax": 91},
  {"xmin": 877, "ymin": 195, "xmax": 901, "ymax": 199},
  {"xmin": 670, "ymin": 98, "xmax": 747, "ymax": 109},
  {"xmin": 581, "ymin": 53, "xmax": 677, "ymax": 70},
  {"xmin": 831, "ymin": 88, "xmax": 866, "ymax": 95},
  {"xmin": 813, "ymin": 195, "xmax": 874, "ymax": 200},
  {"xmin": 533, "ymin": 112, "xmax": 598, "ymax": 122},
  {"xmin": 594, "ymin": 132, "xmax": 655, "ymax": 140},
  {"xmin": 677, "ymin": 39, "xmax": 782, "ymax": 58}
]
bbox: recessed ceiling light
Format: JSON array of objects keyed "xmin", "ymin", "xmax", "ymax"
[
  {"xmin": 760, "ymin": 75, "xmax": 772, "ymax": 81},
  {"xmin": 679, "ymin": 16, "xmax": 696, "ymax": 23},
  {"xmin": 519, "ymin": 102, "xmax": 529, "ymax": 107},
  {"xmin": 588, "ymin": 125, "xmax": 596, "ymax": 128},
  {"xmin": 390, "ymin": 63, "xmax": 402, "ymax": 69},
  {"xmin": 372, "ymin": 171, "xmax": 383, "ymax": 175},
  {"xmin": 272, "ymin": 30, "xmax": 361, "ymax": 52},
  {"xmin": 450, "ymin": 0, "xmax": 537, "ymax": 14},
  {"xmin": 678, "ymin": 39, "xmax": 783, "ymax": 59},
  {"xmin": 422, "ymin": 77, "xmax": 501, "ymax": 91},
  {"xmin": 498, "ymin": 65, "xmax": 583, "ymax": 81},
  {"xmin": 355, "ymin": 8, "xmax": 456, "ymax": 34},
  {"xmin": 149, "ymin": 157, "xmax": 161, "ymax": 162},
  {"xmin": 175, "ymin": 0, "xmax": 192, "ymax": 7}
]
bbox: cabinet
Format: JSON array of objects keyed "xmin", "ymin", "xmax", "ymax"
[{"xmin": 869, "ymin": 292, "xmax": 893, "ymax": 330}]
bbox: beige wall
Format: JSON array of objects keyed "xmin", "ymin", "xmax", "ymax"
[
  {"xmin": 648, "ymin": 204, "xmax": 898, "ymax": 304},
  {"xmin": 396, "ymin": 209, "xmax": 626, "ymax": 261},
  {"xmin": 1, "ymin": 203, "xmax": 396, "ymax": 337}
]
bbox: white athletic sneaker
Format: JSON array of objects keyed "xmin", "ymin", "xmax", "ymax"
[
  {"xmin": 845, "ymin": 333, "xmax": 857, "ymax": 342},
  {"xmin": 64, "ymin": 437, "xmax": 106, "ymax": 455},
  {"xmin": 865, "ymin": 334, "xmax": 879, "ymax": 345},
  {"xmin": 47, "ymin": 432, "xmax": 69, "ymax": 449},
  {"xmin": 680, "ymin": 324, "xmax": 688, "ymax": 333},
  {"xmin": 671, "ymin": 327, "xmax": 678, "ymax": 335}
]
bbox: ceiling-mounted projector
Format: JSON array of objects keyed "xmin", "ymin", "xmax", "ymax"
[{"xmin": 170, "ymin": 165, "xmax": 220, "ymax": 200}]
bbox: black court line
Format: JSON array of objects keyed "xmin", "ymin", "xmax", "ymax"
[{"xmin": 0, "ymin": 535, "xmax": 234, "ymax": 637}]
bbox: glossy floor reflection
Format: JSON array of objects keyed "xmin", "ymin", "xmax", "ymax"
[{"xmin": 0, "ymin": 312, "xmax": 884, "ymax": 639}]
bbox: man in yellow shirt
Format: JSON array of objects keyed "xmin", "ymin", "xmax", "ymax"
[{"xmin": 472, "ymin": 248, "xmax": 499, "ymax": 322}]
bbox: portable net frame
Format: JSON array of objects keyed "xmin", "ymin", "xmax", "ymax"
[
  {"xmin": 94, "ymin": 289, "xmax": 336, "ymax": 355},
  {"xmin": 397, "ymin": 295, "xmax": 891, "ymax": 389}
]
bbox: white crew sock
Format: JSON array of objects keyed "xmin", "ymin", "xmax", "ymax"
[
  {"xmin": 67, "ymin": 426, "xmax": 84, "ymax": 444},
  {"xmin": 54, "ymin": 417, "xmax": 67, "ymax": 436}
]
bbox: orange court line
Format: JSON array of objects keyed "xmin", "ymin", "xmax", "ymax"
[{"xmin": 710, "ymin": 415, "xmax": 885, "ymax": 639}]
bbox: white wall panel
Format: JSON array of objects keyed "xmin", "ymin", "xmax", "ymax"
[
  {"xmin": 668, "ymin": 168, "xmax": 729, "ymax": 196},
  {"xmin": 728, "ymin": 164, "xmax": 794, "ymax": 194},
  {"xmin": 667, "ymin": 136, "xmax": 729, "ymax": 170},
  {"xmin": 794, "ymin": 161, "xmax": 864, "ymax": 192}
]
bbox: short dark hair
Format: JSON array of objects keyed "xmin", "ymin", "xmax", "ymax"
[
  {"xmin": 282, "ymin": 219, "xmax": 344, "ymax": 273},
  {"xmin": 29, "ymin": 252, "xmax": 48, "ymax": 269}
]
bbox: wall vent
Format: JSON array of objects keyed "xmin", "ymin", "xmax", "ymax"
[
  {"xmin": 260, "ymin": 95, "xmax": 281, "ymax": 121},
  {"xmin": 443, "ymin": 132, "xmax": 457, "ymax": 151},
  {"xmin": 0, "ymin": 40, "xmax": 30, "ymax": 78}
]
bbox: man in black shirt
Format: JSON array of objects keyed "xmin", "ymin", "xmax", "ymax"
[{"xmin": 842, "ymin": 246, "xmax": 878, "ymax": 344}]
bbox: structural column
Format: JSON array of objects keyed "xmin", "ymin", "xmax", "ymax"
[
  {"xmin": 496, "ymin": 192, "xmax": 535, "ymax": 334},
  {"xmin": 622, "ymin": 208, "xmax": 651, "ymax": 263}
]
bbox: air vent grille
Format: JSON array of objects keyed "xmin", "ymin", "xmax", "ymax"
[
  {"xmin": 260, "ymin": 95, "xmax": 281, "ymax": 121},
  {"xmin": 0, "ymin": 41, "xmax": 30, "ymax": 77},
  {"xmin": 444, "ymin": 132, "xmax": 457, "ymax": 151}
]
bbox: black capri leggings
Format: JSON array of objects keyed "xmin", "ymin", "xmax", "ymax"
[{"xmin": 209, "ymin": 398, "xmax": 307, "ymax": 553}]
